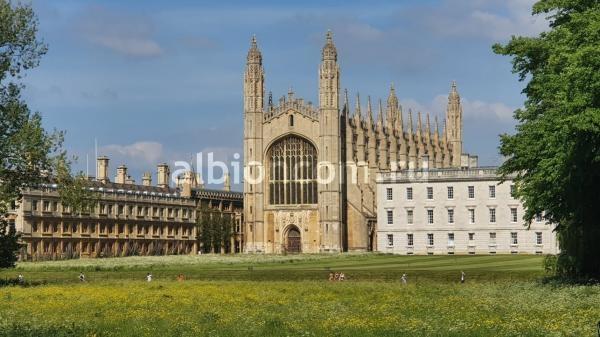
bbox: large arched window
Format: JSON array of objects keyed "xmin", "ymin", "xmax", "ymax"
[{"xmin": 268, "ymin": 135, "xmax": 318, "ymax": 205}]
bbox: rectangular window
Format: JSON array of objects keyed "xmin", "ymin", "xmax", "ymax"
[
  {"xmin": 406, "ymin": 187, "xmax": 413, "ymax": 200},
  {"xmin": 511, "ymin": 232, "xmax": 518, "ymax": 245},
  {"xmin": 386, "ymin": 210, "xmax": 393, "ymax": 225},
  {"xmin": 535, "ymin": 213, "xmax": 543, "ymax": 222},
  {"xmin": 536, "ymin": 232, "xmax": 543, "ymax": 245},
  {"xmin": 447, "ymin": 186, "xmax": 454, "ymax": 200},
  {"xmin": 468, "ymin": 232, "xmax": 475, "ymax": 241},
  {"xmin": 468, "ymin": 186, "xmax": 475, "ymax": 199},
  {"xmin": 489, "ymin": 208, "xmax": 496, "ymax": 223},
  {"xmin": 407, "ymin": 234, "xmax": 414, "ymax": 246},
  {"xmin": 489, "ymin": 185, "xmax": 496, "ymax": 198},
  {"xmin": 407, "ymin": 210, "xmax": 414, "ymax": 225},
  {"xmin": 387, "ymin": 234, "xmax": 393, "ymax": 246},
  {"xmin": 426, "ymin": 187, "xmax": 433, "ymax": 200},
  {"xmin": 447, "ymin": 209, "xmax": 454, "ymax": 224},
  {"xmin": 511, "ymin": 208, "xmax": 518, "ymax": 222},
  {"xmin": 510, "ymin": 184, "xmax": 516, "ymax": 198},
  {"xmin": 31, "ymin": 200, "xmax": 38, "ymax": 211},
  {"xmin": 469, "ymin": 209, "xmax": 475, "ymax": 224},
  {"xmin": 43, "ymin": 201, "xmax": 50, "ymax": 212},
  {"xmin": 489, "ymin": 232, "xmax": 497, "ymax": 244},
  {"xmin": 427, "ymin": 233, "xmax": 434, "ymax": 246},
  {"xmin": 386, "ymin": 188, "xmax": 393, "ymax": 201},
  {"xmin": 427, "ymin": 209, "xmax": 434, "ymax": 224},
  {"xmin": 448, "ymin": 233, "xmax": 455, "ymax": 246}
]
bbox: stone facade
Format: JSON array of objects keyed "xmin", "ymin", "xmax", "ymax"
[
  {"xmin": 375, "ymin": 168, "xmax": 558, "ymax": 255},
  {"xmin": 12, "ymin": 158, "xmax": 243, "ymax": 260},
  {"xmin": 243, "ymin": 32, "xmax": 469, "ymax": 253}
]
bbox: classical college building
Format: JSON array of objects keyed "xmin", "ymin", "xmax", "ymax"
[
  {"xmin": 243, "ymin": 32, "xmax": 472, "ymax": 254},
  {"xmin": 376, "ymin": 168, "xmax": 558, "ymax": 255},
  {"xmin": 11, "ymin": 158, "xmax": 243, "ymax": 260}
]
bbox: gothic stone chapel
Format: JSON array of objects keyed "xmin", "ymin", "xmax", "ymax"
[{"xmin": 243, "ymin": 32, "xmax": 464, "ymax": 253}]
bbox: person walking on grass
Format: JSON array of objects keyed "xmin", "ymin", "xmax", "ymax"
[
  {"xmin": 401, "ymin": 273, "xmax": 407, "ymax": 285},
  {"xmin": 79, "ymin": 272, "xmax": 86, "ymax": 282},
  {"xmin": 460, "ymin": 271, "xmax": 466, "ymax": 284},
  {"xmin": 146, "ymin": 273, "xmax": 153, "ymax": 282}
]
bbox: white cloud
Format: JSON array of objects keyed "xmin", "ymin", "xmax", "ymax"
[
  {"xmin": 101, "ymin": 141, "xmax": 164, "ymax": 166},
  {"xmin": 76, "ymin": 7, "xmax": 163, "ymax": 57},
  {"xmin": 400, "ymin": 94, "xmax": 516, "ymax": 123},
  {"xmin": 414, "ymin": 0, "xmax": 548, "ymax": 41}
]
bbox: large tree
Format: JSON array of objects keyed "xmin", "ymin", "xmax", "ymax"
[
  {"xmin": 0, "ymin": 1, "xmax": 91, "ymax": 268},
  {"xmin": 493, "ymin": 0, "xmax": 600, "ymax": 278}
]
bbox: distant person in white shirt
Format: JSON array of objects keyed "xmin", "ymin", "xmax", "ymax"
[
  {"xmin": 460, "ymin": 271, "xmax": 466, "ymax": 284},
  {"xmin": 79, "ymin": 272, "xmax": 85, "ymax": 282},
  {"xmin": 146, "ymin": 273, "xmax": 153, "ymax": 282},
  {"xmin": 17, "ymin": 274, "xmax": 24, "ymax": 284},
  {"xmin": 401, "ymin": 273, "xmax": 407, "ymax": 285}
]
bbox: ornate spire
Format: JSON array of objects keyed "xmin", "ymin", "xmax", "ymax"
[
  {"xmin": 344, "ymin": 88, "xmax": 350, "ymax": 117},
  {"xmin": 387, "ymin": 83, "xmax": 399, "ymax": 122},
  {"xmin": 224, "ymin": 172, "xmax": 231, "ymax": 191},
  {"xmin": 377, "ymin": 98, "xmax": 384, "ymax": 129},
  {"xmin": 417, "ymin": 111, "xmax": 423, "ymax": 139},
  {"xmin": 434, "ymin": 116, "xmax": 440, "ymax": 143},
  {"xmin": 446, "ymin": 80, "xmax": 463, "ymax": 167},
  {"xmin": 450, "ymin": 80, "xmax": 459, "ymax": 99},
  {"xmin": 246, "ymin": 34, "xmax": 262, "ymax": 64},
  {"xmin": 408, "ymin": 109, "xmax": 414, "ymax": 136},
  {"xmin": 426, "ymin": 113, "xmax": 432, "ymax": 142},
  {"xmin": 354, "ymin": 92, "xmax": 361, "ymax": 116},
  {"xmin": 321, "ymin": 30, "xmax": 337, "ymax": 61},
  {"xmin": 367, "ymin": 95, "xmax": 374, "ymax": 127}
]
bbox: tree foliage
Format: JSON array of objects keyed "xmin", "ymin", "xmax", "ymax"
[
  {"xmin": 0, "ymin": 1, "xmax": 92, "ymax": 268},
  {"xmin": 196, "ymin": 206, "xmax": 235, "ymax": 254},
  {"xmin": 493, "ymin": 0, "xmax": 600, "ymax": 278}
]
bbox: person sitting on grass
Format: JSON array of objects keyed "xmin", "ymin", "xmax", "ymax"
[
  {"xmin": 334, "ymin": 272, "xmax": 340, "ymax": 281},
  {"xmin": 328, "ymin": 272, "xmax": 334, "ymax": 282},
  {"xmin": 17, "ymin": 274, "xmax": 24, "ymax": 284},
  {"xmin": 339, "ymin": 272, "xmax": 346, "ymax": 281},
  {"xmin": 79, "ymin": 272, "xmax": 86, "ymax": 282},
  {"xmin": 146, "ymin": 273, "xmax": 153, "ymax": 282},
  {"xmin": 176, "ymin": 274, "xmax": 185, "ymax": 282}
]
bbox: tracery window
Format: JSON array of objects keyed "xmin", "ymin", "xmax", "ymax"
[{"xmin": 268, "ymin": 136, "xmax": 318, "ymax": 205}]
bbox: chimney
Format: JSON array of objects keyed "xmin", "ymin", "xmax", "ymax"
[
  {"xmin": 461, "ymin": 154, "xmax": 469, "ymax": 168},
  {"xmin": 142, "ymin": 172, "xmax": 152, "ymax": 186},
  {"xmin": 116, "ymin": 165, "xmax": 127, "ymax": 184},
  {"xmin": 157, "ymin": 163, "xmax": 170, "ymax": 188},
  {"xmin": 469, "ymin": 155, "xmax": 479, "ymax": 168},
  {"xmin": 97, "ymin": 156, "xmax": 110, "ymax": 183}
]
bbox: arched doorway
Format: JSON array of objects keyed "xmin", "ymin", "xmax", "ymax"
[{"xmin": 285, "ymin": 226, "xmax": 302, "ymax": 253}]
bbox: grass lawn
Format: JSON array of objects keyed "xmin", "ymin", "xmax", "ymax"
[{"xmin": 1, "ymin": 254, "xmax": 599, "ymax": 336}]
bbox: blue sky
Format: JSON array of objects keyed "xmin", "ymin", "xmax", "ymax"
[{"xmin": 23, "ymin": 0, "xmax": 548, "ymax": 190}]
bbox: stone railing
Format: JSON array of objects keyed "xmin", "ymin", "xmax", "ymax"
[
  {"xmin": 264, "ymin": 99, "xmax": 319, "ymax": 121},
  {"xmin": 376, "ymin": 166, "xmax": 512, "ymax": 183}
]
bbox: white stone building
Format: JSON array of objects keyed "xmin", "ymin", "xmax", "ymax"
[{"xmin": 376, "ymin": 167, "xmax": 558, "ymax": 255}]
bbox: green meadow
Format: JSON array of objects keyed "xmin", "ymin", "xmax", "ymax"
[{"xmin": 1, "ymin": 254, "xmax": 599, "ymax": 336}]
